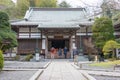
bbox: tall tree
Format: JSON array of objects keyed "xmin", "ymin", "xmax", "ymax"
[
  {"xmin": 0, "ymin": 0, "xmax": 21, "ymax": 19},
  {"xmin": 39, "ymin": 0, "xmax": 57, "ymax": 7},
  {"xmin": 58, "ymin": 1, "xmax": 71, "ymax": 8},
  {"xmin": 16, "ymin": 0, "xmax": 29, "ymax": 17},
  {"xmin": 0, "ymin": 11, "xmax": 17, "ymax": 51},
  {"xmin": 112, "ymin": 12, "xmax": 120, "ymax": 25},
  {"xmin": 0, "ymin": 0, "xmax": 14, "ymax": 6},
  {"xmin": 92, "ymin": 17, "xmax": 115, "ymax": 49},
  {"xmin": 101, "ymin": 0, "xmax": 120, "ymax": 18},
  {"xmin": 34, "ymin": 0, "xmax": 41, "ymax": 7}
]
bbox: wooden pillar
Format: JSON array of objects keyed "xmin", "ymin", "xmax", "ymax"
[
  {"xmin": 70, "ymin": 36, "xmax": 73, "ymax": 59},
  {"xmin": 75, "ymin": 30, "xmax": 77, "ymax": 47},
  {"xmin": 18, "ymin": 26, "xmax": 19, "ymax": 38},
  {"xmin": 85, "ymin": 27, "xmax": 88, "ymax": 39},
  {"xmin": 41, "ymin": 30, "xmax": 43, "ymax": 50},
  {"xmin": 29, "ymin": 27, "xmax": 31, "ymax": 38},
  {"xmin": 45, "ymin": 36, "xmax": 48, "ymax": 58}
]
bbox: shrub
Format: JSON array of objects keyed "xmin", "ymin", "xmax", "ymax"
[
  {"xmin": 0, "ymin": 50, "xmax": 4, "ymax": 70},
  {"xmin": 14, "ymin": 55, "xmax": 20, "ymax": 61},
  {"xmin": 25, "ymin": 54, "xmax": 33, "ymax": 61}
]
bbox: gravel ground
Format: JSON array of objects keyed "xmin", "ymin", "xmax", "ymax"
[
  {"xmin": 91, "ymin": 75, "xmax": 120, "ymax": 80},
  {"xmin": 4, "ymin": 60, "xmax": 49, "ymax": 69},
  {"xmin": 0, "ymin": 70, "xmax": 37, "ymax": 80},
  {"xmin": 0, "ymin": 60, "xmax": 49, "ymax": 80}
]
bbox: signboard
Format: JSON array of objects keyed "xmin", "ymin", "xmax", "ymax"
[
  {"xmin": 54, "ymin": 36, "xmax": 63, "ymax": 39},
  {"xmin": 116, "ymin": 48, "xmax": 120, "ymax": 58},
  {"xmin": 35, "ymin": 53, "xmax": 40, "ymax": 61}
]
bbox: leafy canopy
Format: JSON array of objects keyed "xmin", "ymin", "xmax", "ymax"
[
  {"xmin": 0, "ymin": 0, "xmax": 58, "ymax": 19},
  {"xmin": 0, "ymin": 11, "xmax": 17, "ymax": 51},
  {"xmin": 0, "ymin": 0, "xmax": 14, "ymax": 6},
  {"xmin": 29, "ymin": 0, "xmax": 57, "ymax": 7},
  {"xmin": 103, "ymin": 40, "xmax": 120, "ymax": 53},
  {"xmin": 112, "ymin": 12, "xmax": 120, "ymax": 25},
  {"xmin": 58, "ymin": 1, "xmax": 71, "ymax": 8},
  {"xmin": 103, "ymin": 40, "xmax": 120, "ymax": 59},
  {"xmin": 92, "ymin": 17, "xmax": 115, "ymax": 49}
]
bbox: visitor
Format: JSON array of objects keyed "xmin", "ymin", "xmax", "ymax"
[
  {"xmin": 63, "ymin": 47, "xmax": 68, "ymax": 59},
  {"xmin": 73, "ymin": 47, "xmax": 79, "ymax": 64},
  {"xmin": 58, "ymin": 48, "xmax": 62, "ymax": 56},
  {"xmin": 50, "ymin": 47, "xmax": 55, "ymax": 59},
  {"xmin": 99, "ymin": 51, "xmax": 104, "ymax": 62}
]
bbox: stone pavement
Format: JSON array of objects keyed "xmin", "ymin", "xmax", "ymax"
[
  {"xmin": 38, "ymin": 60, "xmax": 88, "ymax": 80},
  {"xmin": 72, "ymin": 61, "xmax": 120, "ymax": 80},
  {"xmin": 76, "ymin": 61, "xmax": 120, "ymax": 77},
  {"xmin": 79, "ymin": 70, "xmax": 120, "ymax": 77}
]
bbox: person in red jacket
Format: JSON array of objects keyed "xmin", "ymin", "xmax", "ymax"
[{"xmin": 50, "ymin": 47, "xmax": 55, "ymax": 59}]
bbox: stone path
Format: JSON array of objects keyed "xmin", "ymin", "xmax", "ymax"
[{"xmin": 38, "ymin": 60, "xmax": 88, "ymax": 80}]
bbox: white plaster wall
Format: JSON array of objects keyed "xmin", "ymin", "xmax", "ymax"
[
  {"xmin": 42, "ymin": 39, "xmax": 46, "ymax": 49},
  {"xmin": 19, "ymin": 28, "xmax": 29, "ymax": 32}
]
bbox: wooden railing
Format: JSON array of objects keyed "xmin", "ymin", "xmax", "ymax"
[{"xmin": 18, "ymin": 49, "xmax": 35, "ymax": 55}]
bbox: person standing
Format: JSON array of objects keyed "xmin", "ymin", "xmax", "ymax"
[
  {"xmin": 50, "ymin": 47, "xmax": 55, "ymax": 59},
  {"xmin": 58, "ymin": 48, "xmax": 62, "ymax": 56},
  {"xmin": 73, "ymin": 47, "xmax": 78, "ymax": 64},
  {"xmin": 63, "ymin": 47, "xmax": 68, "ymax": 59}
]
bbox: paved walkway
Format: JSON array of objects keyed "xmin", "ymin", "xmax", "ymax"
[{"xmin": 38, "ymin": 60, "xmax": 87, "ymax": 80}]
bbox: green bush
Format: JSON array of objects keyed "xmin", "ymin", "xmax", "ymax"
[
  {"xmin": 25, "ymin": 54, "xmax": 33, "ymax": 61},
  {"xmin": 14, "ymin": 55, "xmax": 20, "ymax": 61},
  {"xmin": 0, "ymin": 50, "xmax": 4, "ymax": 70}
]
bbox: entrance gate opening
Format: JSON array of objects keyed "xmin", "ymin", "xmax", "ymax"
[{"xmin": 48, "ymin": 39, "xmax": 69, "ymax": 51}]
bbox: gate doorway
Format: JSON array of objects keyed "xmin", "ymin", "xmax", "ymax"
[
  {"xmin": 48, "ymin": 39, "xmax": 69, "ymax": 51},
  {"xmin": 47, "ymin": 39, "xmax": 70, "ymax": 59}
]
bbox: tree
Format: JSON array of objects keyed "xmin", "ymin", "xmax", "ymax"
[
  {"xmin": 0, "ymin": 0, "xmax": 17, "ymax": 19},
  {"xmin": 16, "ymin": 0, "xmax": 29, "ymax": 17},
  {"xmin": 112, "ymin": 12, "xmax": 120, "ymax": 25},
  {"xmin": 58, "ymin": 1, "xmax": 71, "ymax": 8},
  {"xmin": 0, "ymin": 0, "xmax": 14, "ymax": 7},
  {"xmin": 33, "ymin": 0, "xmax": 41, "ymax": 7},
  {"xmin": 17, "ymin": 0, "xmax": 57, "ymax": 18},
  {"xmin": 103, "ymin": 40, "xmax": 120, "ymax": 59},
  {"xmin": 101, "ymin": 0, "xmax": 120, "ymax": 18},
  {"xmin": 92, "ymin": 17, "xmax": 115, "ymax": 50},
  {"xmin": 29, "ymin": 0, "xmax": 35, "ymax": 7},
  {"xmin": 0, "ymin": 11, "xmax": 17, "ymax": 51},
  {"xmin": 38, "ymin": 0, "xmax": 57, "ymax": 7}
]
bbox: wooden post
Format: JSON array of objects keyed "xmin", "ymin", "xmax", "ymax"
[
  {"xmin": 45, "ymin": 36, "xmax": 48, "ymax": 59},
  {"xmin": 75, "ymin": 30, "xmax": 77, "ymax": 47},
  {"xmin": 41, "ymin": 30, "xmax": 43, "ymax": 51}
]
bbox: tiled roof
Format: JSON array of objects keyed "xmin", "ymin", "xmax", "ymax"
[{"xmin": 11, "ymin": 7, "xmax": 92, "ymax": 27}]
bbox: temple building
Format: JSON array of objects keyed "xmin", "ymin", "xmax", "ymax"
[{"xmin": 11, "ymin": 7, "xmax": 94, "ymax": 58}]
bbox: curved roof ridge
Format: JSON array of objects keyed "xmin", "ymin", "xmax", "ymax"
[{"xmin": 29, "ymin": 7, "xmax": 86, "ymax": 11}]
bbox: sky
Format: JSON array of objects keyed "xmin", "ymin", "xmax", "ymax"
[
  {"xmin": 58, "ymin": 0, "xmax": 103, "ymax": 15},
  {"xmin": 58, "ymin": 0, "xmax": 102, "ymax": 8}
]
